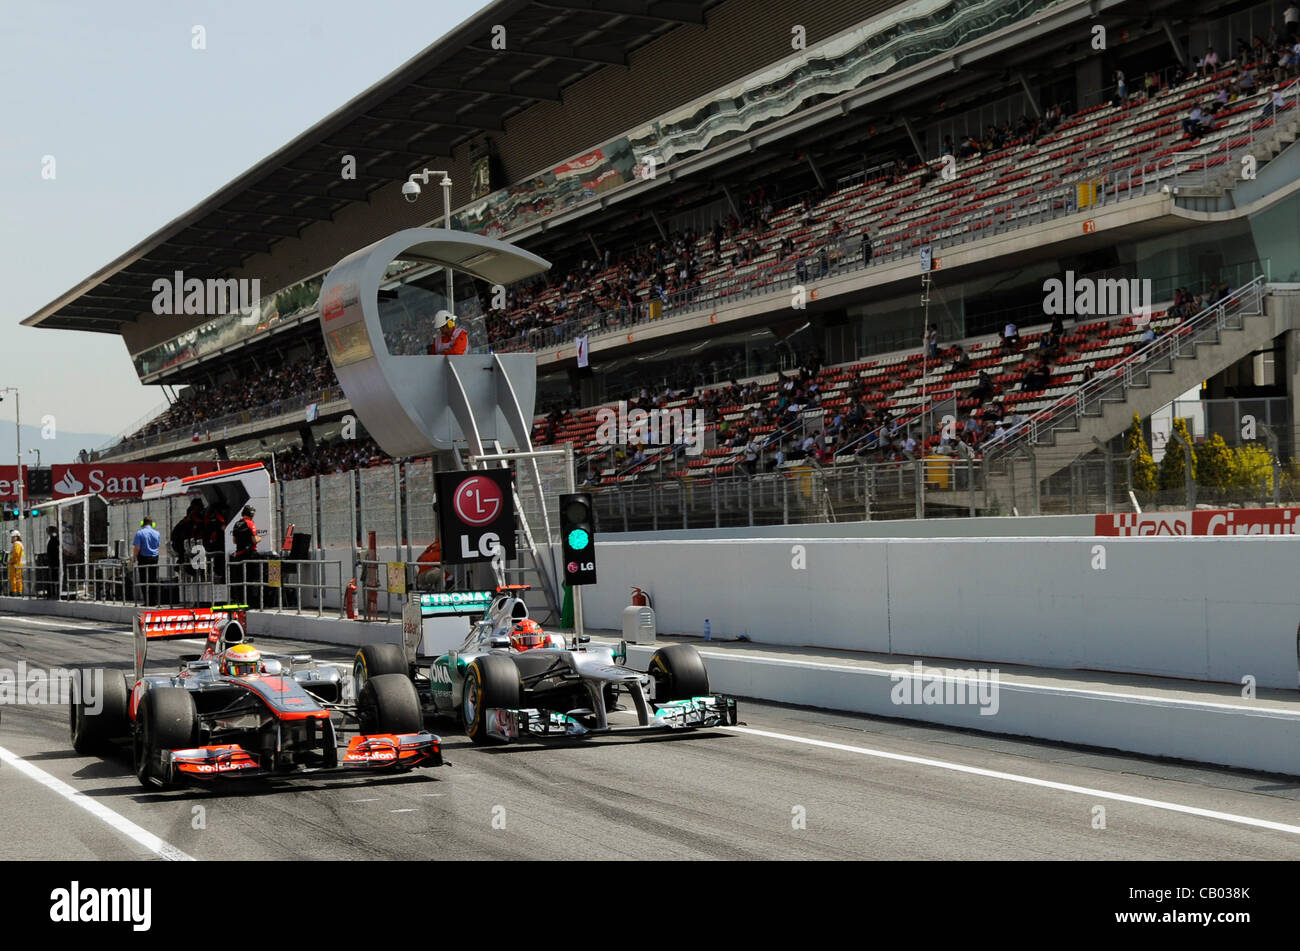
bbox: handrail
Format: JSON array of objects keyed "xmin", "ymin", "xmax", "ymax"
[
  {"xmin": 97, "ymin": 385, "xmax": 347, "ymax": 459},
  {"xmin": 986, "ymin": 275, "xmax": 1267, "ymax": 461}
]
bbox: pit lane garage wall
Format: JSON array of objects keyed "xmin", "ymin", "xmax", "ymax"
[{"xmin": 581, "ymin": 535, "xmax": 1300, "ymax": 688}]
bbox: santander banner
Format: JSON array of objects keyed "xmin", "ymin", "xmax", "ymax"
[
  {"xmin": 51, "ymin": 462, "xmax": 223, "ymax": 500},
  {"xmin": 1095, "ymin": 507, "xmax": 1300, "ymax": 536},
  {"xmin": 0, "ymin": 466, "xmax": 26, "ymax": 501}
]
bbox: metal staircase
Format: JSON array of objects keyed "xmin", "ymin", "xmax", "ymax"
[{"xmin": 982, "ymin": 276, "xmax": 1271, "ymax": 512}]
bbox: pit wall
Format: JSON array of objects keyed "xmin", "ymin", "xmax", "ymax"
[{"xmin": 581, "ymin": 535, "xmax": 1300, "ymax": 689}]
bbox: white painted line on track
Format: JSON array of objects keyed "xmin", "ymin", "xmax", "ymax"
[
  {"xmin": 723, "ymin": 726, "xmax": 1300, "ymax": 836},
  {"xmin": 0, "ymin": 745, "xmax": 194, "ymax": 860}
]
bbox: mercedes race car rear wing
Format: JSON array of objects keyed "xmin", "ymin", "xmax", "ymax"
[
  {"xmin": 133, "ymin": 605, "xmax": 247, "ymax": 684},
  {"xmin": 401, "ymin": 590, "xmax": 497, "ymax": 662}
]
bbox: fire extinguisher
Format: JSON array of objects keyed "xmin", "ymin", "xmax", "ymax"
[
  {"xmin": 345, "ymin": 578, "xmax": 358, "ymax": 619},
  {"xmin": 630, "ymin": 586, "xmax": 650, "ymax": 607}
]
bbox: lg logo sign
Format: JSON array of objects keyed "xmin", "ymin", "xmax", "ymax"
[
  {"xmin": 435, "ymin": 469, "xmax": 516, "ymax": 565},
  {"xmin": 453, "ymin": 476, "xmax": 504, "ymax": 526}
]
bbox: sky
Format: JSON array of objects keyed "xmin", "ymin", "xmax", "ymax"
[{"xmin": 0, "ymin": 0, "xmax": 492, "ymax": 460}]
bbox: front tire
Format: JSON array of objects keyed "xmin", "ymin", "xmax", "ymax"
[
  {"xmin": 352, "ymin": 643, "xmax": 407, "ymax": 701},
  {"xmin": 648, "ymin": 644, "xmax": 710, "ymax": 703},
  {"xmin": 133, "ymin": 688, "xmax": 198, "ymax": 788},
  {"xmin": 70, "ymin": 669, "xmax": 130, "ymax": 754},
  {"xmin": 357, "ymin": 674, "xmax": 423, "ymax": 736},
  {"xmin": 463, "ymin": 655, "xmax": 521, "ymax": 745}
]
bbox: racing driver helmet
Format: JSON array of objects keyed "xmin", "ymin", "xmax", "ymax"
[
  {"xmin": 221, "ymin": 642, "xmax": 262, "ymax": 676},
  {"xmin": 509, "ymin": 619, "xmax": 548, "ymax": 652}
]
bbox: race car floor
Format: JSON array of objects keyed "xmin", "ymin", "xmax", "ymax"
[{"xmin": 3, "ymin": 611, "xmax": 1300, "ymax": 860}]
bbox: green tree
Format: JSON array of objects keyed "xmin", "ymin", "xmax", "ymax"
[
  {"xmin": 1157, "ymin": 418, "xmax": 1196, "ymax": 491},
  {"xmin": 1231, "ymin": 442, "xmax": 1275, "ymax": 492},
  {"xmin": 1194, "ymin": 433, "xmax": 1233, "ymax": 491},
  {"xmin": 1125, "ymin": 413, "xmax": 1157, "ymax": 492}
]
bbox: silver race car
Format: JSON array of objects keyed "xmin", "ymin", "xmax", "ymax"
[{"xmin": 352, "ymin": 586, "xmax": 737, "ymax": 743}]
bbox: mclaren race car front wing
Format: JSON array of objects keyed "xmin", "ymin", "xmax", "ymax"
[{"xmin": 159, "ymin": 732, "xmax": 443, "ymax": 785}]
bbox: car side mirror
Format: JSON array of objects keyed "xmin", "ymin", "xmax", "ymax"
[
  {"xmin": 577, "ymin": 636, "xmax": 590, "ymax": 644},
  {"xmin": 489, "ymin": 636, "xmax": 510, "ymax": 649},
  {"xmin": 261, "ymin": 659, "xmax": 283, "ymax": 675}
]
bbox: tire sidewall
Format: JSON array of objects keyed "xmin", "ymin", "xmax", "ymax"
[{"xmin": 463, "ymin": 664, "xmax": 486, "ymax": 741}]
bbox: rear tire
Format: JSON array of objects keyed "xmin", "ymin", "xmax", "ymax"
[
  {"xmin": 648, "ymin": 644, "xmax": 710, "ymax": 703},
  {"xmin": 463, "ymin": 654, "xmax": 521, "ymax": 745},
  {"xmin": 70, "ymin": 668, "xmax": 130, "ymax": 754},
  {"xmin": 353, "ymin": 643, "xmax": 407, "ymax": 700},
  {"xmin": 357, "ymin": 674, "xmax": 423, "ymax": 736},
  {"xmin": 133, "ymin": 688, "xmax": 198, "ymax": 788}
]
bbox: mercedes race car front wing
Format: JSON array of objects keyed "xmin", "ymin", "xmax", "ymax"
[{"xmin": 484, "ymin": 694, "xmax": 738, "ymax": 741}]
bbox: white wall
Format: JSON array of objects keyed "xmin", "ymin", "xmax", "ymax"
[
  {"xmin": 624, "ymin": 645, "xmax": 1300, "ymax": 776},
  {"xmin": 607, "ymin": 513, "xmax": 1098, "ymax": 541},
  {"xmin": 585, "ymin": 535, "xmax": 1300, "ymax": 688}
]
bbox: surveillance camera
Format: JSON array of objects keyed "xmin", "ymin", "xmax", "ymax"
[{"xmin": 402, "ymin": 180, "xmax": 421, "ymax": 203}]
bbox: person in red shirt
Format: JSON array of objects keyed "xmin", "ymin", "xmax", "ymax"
[{"xmin": 428, "ymin": 310, "xmax": 469, "ymax": 355}]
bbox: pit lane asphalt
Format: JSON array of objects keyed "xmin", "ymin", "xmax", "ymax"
[{"xmin": 3, "ymin": 610, "xmax": 1300, "ymax": 860}]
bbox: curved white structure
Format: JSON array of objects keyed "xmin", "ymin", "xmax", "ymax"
[{"xmin": 317, "ymin": 228, "xmax": 551, "ymax": 457}]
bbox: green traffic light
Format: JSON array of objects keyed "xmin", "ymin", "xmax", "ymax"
[{"xmin": 567, "ymin": 528, "xmax": 590, "ymax": 551}]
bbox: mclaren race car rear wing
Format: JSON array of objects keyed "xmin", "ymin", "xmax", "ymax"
[{"xmin": 133, "ymin": 605, "xmax": 247, "ymax": 683}]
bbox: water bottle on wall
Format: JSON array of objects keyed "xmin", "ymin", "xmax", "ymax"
[{"xmin": 704, "ymin": 618, "xmax": 711, "ymax": 640}]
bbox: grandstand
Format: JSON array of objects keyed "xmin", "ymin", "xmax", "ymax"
[{"xmin": 21, "ymin": 0, "xmax": 1300, "ymax": 522}]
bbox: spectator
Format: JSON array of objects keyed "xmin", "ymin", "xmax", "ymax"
[
  {"xmin": 1262, "ymin": 85, "xmax": 1286, "ymax": 116},
  {"xmin": 860, "ymin": 229, "xmax": 873, "ymax": 265},
  {"xmin": 1182, "ymin": 104, "xmax": 1206, "ymax": 138},
  {"xmin": 1114, "ymin": 69, "xmax": 1127, "ymax": 105},
  {"xmin": 926, "ymin": 327, "xmax": 939, "ymax": 359},
  {"xmin": 1289, "ymin": 2, "xmax": 1300, "ymax": 39},
  {"xmin": 1201, "ymin": 48, "xmax": 1219, "ymax": 76},
  {"xmin": 1003, "ymin": 321, "xmax": 1020, "ymax": 350},
  {"xmin": 951, "ymin": 344, "xmax": 971, "ymax": 369}
]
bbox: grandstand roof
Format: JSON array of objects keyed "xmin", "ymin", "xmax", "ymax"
[{"xmin": 22, "ymin": 0, "xmax": 724, "ymax": 335}]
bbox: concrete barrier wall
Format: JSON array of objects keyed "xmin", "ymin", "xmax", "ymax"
[
  {"xmin": 0, "ymin": 596, "xmax": 401, "ymax": 649},
  {"xmin": 607, "ymin": 513, "xmax": 1097, "ymax": 542},
  {"xmin": 625, "ymin": 645, "xmax": 1300, "ymax": 776},
  {"xmin": 587, "ymin": 536, "xmax": 1300, "ymax": 688}
]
